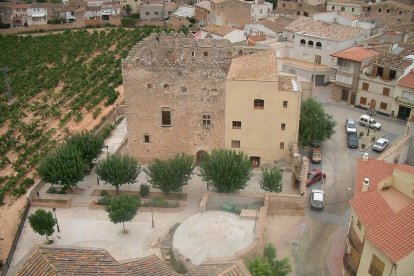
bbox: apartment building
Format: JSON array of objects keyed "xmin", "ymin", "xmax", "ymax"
[
  {"xmin": 392, "ymin": 69, "xmax": 414, "ymax": 120},
  {"xmin": 327, "ymin": 0, "xmax": 365, "ymax": 16},
  {"xmin": 282, "ymin": 16, "xmax": 366, "ymax": 85},
  {"xmin": 343, "ymin": 159, "xmax": 414, "ymax": 276},
  {"xmin": 331, "ymin": 46, "xmax": 378, "ymax": 105},
  {"xmin": 225, "ymin": 51, "xmax": 301, "ymax": 167},
  {"xmin": 356, "ymin": 52, "xmax": 414, "ymax": 116}
]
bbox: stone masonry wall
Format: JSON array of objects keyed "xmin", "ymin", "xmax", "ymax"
[{"xmin": 122, "ymin": 33, "xmax": 261, "ymax": 163}]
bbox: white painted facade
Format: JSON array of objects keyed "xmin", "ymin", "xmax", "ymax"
[
  {"xmin": 251, "ymin": 2, "xmax": 272, "ymax": 21},
  {"xmin": 244, "ymin": 23, "xmax": 278, "ymax": 39},
  {"xmin": 26, "ymin": 7, "xmax": 47, "ymax": 26},
  {"xmin": 199, "ymin": 29, "xmax": 245, "ymax": 44}
]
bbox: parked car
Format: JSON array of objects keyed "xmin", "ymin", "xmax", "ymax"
[
  {"xmin": 345, "ymin": 118, "xmax": 357, "ymax": 134},
  {"xmin": 310, "ymin": 189, "xmax": 324, "ymax": 210},
  {"xmin": 347, "ymin": 132, "xmax": 359, "ymax": 148},
  {"xmin": 307, "ymin": 169, "xmax": 323, "ymax": 186},
  {"xmin": 310, "ymin": 147, "xmax": 321, "ymax": 163},
  {"xmin": 359, "ymin": 115, "xmax": 382, "ymax": 130},
  {"xmin": 373, "ymin": 137, "xmax": 389, "ymax": 152}
]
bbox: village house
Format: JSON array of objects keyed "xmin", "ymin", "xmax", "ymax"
[
  {"xmin": 11, "ymin": 4, "xmax": 29, "ymax": 27},
  {"xmin": 139, "ymin": 1, "xmax": 176, "ymax": 21},
  {"xmin": 243, "ymin": 15, "xmax": 295, "ymax": 40},
  {"xmin": 26, "ymin": 4, "xmax": 49, "ymax": 26},
  {"xmin": 392, "ymin": 69, "xmax": 414, "ymax": 120},
  {"xmin": 282, "ymin": 16, "xmax": 366, "ymax": 85},
  {"xmin": 0, "ymin": 1, "xmax": 13, "ymax": 28},
  {"xmin": 327, "ymin": 0, "xmax": 365, "ymax": 16},
  {"xmin": 121, "ymin": 0, "xmax": 140, "ymax": 14},
  {"xmin": 200, "ymin": 24, "xmax": 244, "ymax": 43},
  {"xmin": 360, "ymin": 0, "xmax": 414, "ymax": 27},
  {"xmin": 330, "ymin": 46, "xmax": 379, "ymax": 105},
  {"xmin": 343, "ymin": 159, "xmax": 414, "ymax": 276},
  {"xmin": 277, "ymin": 0, "xmax": 326, "ymax": 17},
  {"xmin": 194, "ymin": 0, "xmax": 210, "ymax": 26},
  {"xmin": 356, "ymin": 51, "xmax": 414, "ymax": 116}
]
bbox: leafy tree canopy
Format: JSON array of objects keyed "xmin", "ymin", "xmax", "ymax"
[
  {"xmin": 96, "ymin": 154, "xmax": 140, "ymax": 194},
  {"xmin": 37, "ymin": 144, "xmax": 87, "ymax": 189},
  {"xmin": 198, "ymin": 149, "xmax": 252, "ymax": 193},
  {"xmin": 28, "ymin": 209, "xmax": 56, "ymax": 241},
  {"xmin": 260, "ymin": 167, "xmax": 283, "ymax": 193},
  {"xmin": 299, "ymin": 99, "xmax": 336, "ymax": 146},
  {"xmin": 248, "ymin": 243, "xmax": 292, "ymax": 276},
  {"xmin": 106, "ymin": 195, "xmax": 140, "ymax": 231},
  {"xmin": 145, "ymin": 154, "xmax": 194, "ymax": 194},
  {"xmin": 65, "ymin": 131, "xmax": 104, "ymax": 166}
]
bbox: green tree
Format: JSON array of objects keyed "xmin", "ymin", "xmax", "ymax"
[
  {"xmin": 145, "ymin": 154, "xmax": 194, "ymax": 194},
  {"xmin": 37, "ymin": 145, "xmax": 87, "ymax": 190},
  {"xmin": 248, "ymin": 243, "xmax": 292, "ymax": 276},
  {"xmin": 65, "ymin": 131, "xmax": 104, "ymax": 167},
  {"xmin": 96, "ymin": 154, "xmax": 140, "ymax": 195},
  {"xmin": 106, "ymin": 195, "xmax": 140, "ymax": 233},
  {"xmin": 260, "ymin": 167, "xmax": 283, "ymax": 193},
  {"xmin": 124, "ymin": 4, "xmax": 132, "ymax": 16},
  {"xmin": 299, "ymin": 99, "xmax": 336, "ymax": 146},
  {"xmin": 199, "ymin": 149, "xmax": 252, "ymax": 193},
  {"xmin": 28, "ymin": 209, "xmax": 56, "ymax": 242}
]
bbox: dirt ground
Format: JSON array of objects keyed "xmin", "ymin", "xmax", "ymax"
[{"xmin": 0, "ymin": 86, "xmax": 124, "ymax": 263}]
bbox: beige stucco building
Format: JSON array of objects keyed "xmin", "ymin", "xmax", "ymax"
[
  {"xmin": 225, "ymin": 51, "xmax": 301, "ymax": 167},
  {"xmin": 343, "ymin": 159, "xmax": 414, "ymax": 276}
]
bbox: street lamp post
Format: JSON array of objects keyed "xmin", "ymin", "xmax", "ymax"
[
  {"xmin": 366, "ymin": 109, "xmax": 376, "ymax": 137},
  {"xmin": 52, "ymin": 208, "xmax": 60, "ymax": 232},
  {"xmin": 151, "ymin": 205, "xmax": 154, "ymax": 228}
]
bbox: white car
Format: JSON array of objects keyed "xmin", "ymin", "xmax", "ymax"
[
  {"xmin": 345, "ymin": 118, "xmax": 357, "ymax": 134},
  {"xmin": 359, "ymin": 114, "xmax": 382, "ymax": 130},
  {"xmin": 310, "ymin": 189, "xmax": 324, "ymax": 210},
  {"xmin": 373, "ymin": 138, "xmax": 389, "ymax": 152}
]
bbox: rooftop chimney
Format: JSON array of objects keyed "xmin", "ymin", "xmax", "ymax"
[{"xmin": 362, "ymin": 178, "xmax": 370, "ymax": 192}]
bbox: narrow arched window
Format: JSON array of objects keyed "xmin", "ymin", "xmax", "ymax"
[
  {"xmin": 316, "ymin": 42, "xmax": 322, "ymax": 49},
  {"xmin": 308, "ymin": 40, "xmax": 314, "ymax": 47},
  {"xmin": 300, "ymin": 39, "xmax": 306, "ymax": 46}
]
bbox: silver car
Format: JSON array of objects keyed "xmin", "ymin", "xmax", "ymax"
[
  {"xmin": 310, "ymin": 189, "xmax": 324, "ymax": 210},
  {"xmin": 373, "ymin": 138, "xmax": 389, "ymax": 152}
]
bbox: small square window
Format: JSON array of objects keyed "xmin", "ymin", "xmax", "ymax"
[
  {"xmin": 352, "ymin": 8, "xmax": 354, "ymax": 12},
  {"xmin": 202, "ymin": 114, "xmax": 211, "ymax": 127},
  {"xmin": 181, "ymin": 87, "xmax": 187, "ymax": 94},
  {"xmin": 283, "ymin": 101, "xmax": 288, "ymax": 108},
  {"xmin": 280, "ymin": 142, "xmax": 285, "ymax": 149},
  {"xmin": 380, "ymin": 102, "xmax": 387, "ymax": 110},
  {"xmin": 147, "ymin": 83, "xmax": 153, "ymax": 89},
  {"xmin": 362, "ymin": 82, "xmax": 369, "ymax": 91},
  {"xmin": 341, "ymin": 7, "xmax": 345, "ymax": 11},
  {"xmin": 254, "ymin": 99, "xmax": 264, "ymax": 109},
  {"xmin": 232, "ymin": 121, "xmax": 241, "ymax": 129},
  {"xmin": 191, "ymin": 51, "xmax": 196, "ymax": 57},
  {"xmin": 399, "ymin": 11, "xmax": 402, "ymax": 15},
  {"xmin": 154, "ymin": 12, "xmax": 158, "ymax": 15},
  {"xmin": 164, "ymin": 84, "xmax": 169, "ymax": 89},
  {"xmin": 378, "ymin": 8, "xmax": 381, "ymax": 12},
  {"xmin": 145, "ymin": 12, "xmax": 149, "ymax": 15},
  {"xmin": 203, "ymin": 51, "xmax": 208, "ymax": 57},
  {"xmin": 231, "ymin": 140, "xmax": 240, "ymax": 148},
  {"xmin": 281, "ymin": 123, "xmax": 286, "ymax": 130},
  {"xmin": 382, "ymin": 87, "xmax": 390, "ymax": 96},
  {"xmin": 144, "ymin": 135, "xmax": 150, "ymax": 143},
  {"xmin": 161, "ymin": 110, "xmax": 171, "ymax": 126},
  {"xmin": 386, "ymin": 9, "xmax": 390, "ymax": 13},
  {"xmin": 360, "ymin": 97, "xmax": 367, "ymax": 105}
]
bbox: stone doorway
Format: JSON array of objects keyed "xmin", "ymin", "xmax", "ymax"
[{"xmin": 196, "ymin": 150, "xmax": 207, "ymax": 164}]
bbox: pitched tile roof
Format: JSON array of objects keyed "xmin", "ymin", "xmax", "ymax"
[
  {"xmin": 284, "ymin": 16, "xmax": 364, "ymax": 41},
  {"xmin": 397, "ymin": 69, "xmax": 414, "ymax": 89},
  {"xmin": 227, "ymin": 50, "xmax": 278, "ymax": 81},
  {"xmin": 330, "ymin": 46, "xmax": 378, "ymax": 62},
  {"xmin": 186, "ymin": 260, "xmax": 251, "ymax": 276},
  {"xmin": 366, "ymin": 204, "xmax": 414, "ymax": 263},
  {"xmin": 13, "ymin": 246, "xmax": 130, "ymax": 275},
  {"xmin": 201, "ymin": 24, "xmax": 237, "ymax": 36},
  {"xmin": 194, "ymin": 0, "xmax": 211, "ymax": 11},
  {"xmin": 350, "ymin": 159, "xmax": 414, "ymax": 263},
  {"xmin": 370, "ymin": 52, "xmax": 412, "ymax": 70},
  {"xmin": 121, "ymin": 255, "xmax": 178, "ymax": 276},
  {"xmin": 258, "ymin": 16, "xmax": 295, "ymax": 33}
]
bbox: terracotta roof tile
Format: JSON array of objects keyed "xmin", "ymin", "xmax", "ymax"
[
  {"xmin": 202, "ymin": 24, "xmax": 236, "ymax": 36},
  {"xmin": 331, "ymin": 46, "xmax": 378, "ymax": 62},
  {"xmin": 227, "ymin": 51, "xmax": 278, "ymax": 81},
  {"xmin": 371, "ymin": 52, "xmax": 412, "ymax": 70},
  {"xmin": 397, "ymin": 69, "xmax": 414, "ymax": 89},
  {"xmin": 258, "ymin": 16, "xmax": 295, "ymax": 33},
  {"xmin": 366, "ymin": 204, "xmax": 414, "ymax": 263},
  {"xmin": 284, "ymin": 16, "xmax": 364, "ymax": 41},
  {"xmin": 121, "ymin": 255, "xmax": 178, "ymax": 276},
  {"xmin": 350, "ymin": 159, "xmax": 414, "ymax": 262}
]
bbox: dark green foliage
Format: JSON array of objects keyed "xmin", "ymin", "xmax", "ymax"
[
  {"xmin": 47, "ymin": 186, "xmax": 67, "ymax": 194},
  {"xmin": 47, "ymin": 18, "xmax": 65, "ymax": 24},
  {"xmin": 145, "ymin": 154, "xmax": 194, "ymax": 194},
  {"xmin": 106, "ymin": 195, "xmax": 140, "ymax": 231},
  {"xmin": 96, "ymin": 154, "xmax": 140, "ymax": 194},
  {"xmin": 97, "ymin": 194, "xmax": 112, "ymax": 206},
  {"xmin": 37, "ymin": 144, "xmax": 87, "ymax": 189},
  {"xmin": 260, "ymin": 167, "xmax": 283, "ymax": 193},
  {"xmin": 299, "ymin": 99, "xmax": 336, "ymax": 146},
  {"xmin": 28, "ymin": 209, "xmax": 56, "ymax": 241},
  {"xmin": 65, "ymin": 131, "xmax": 104, "ymax": 166},
  {"xmin": 198, "ymin": 149, "xmax": 252, "ymax": 193},
  {"xmin": 122, "ymin": 18, "xmax": 136, "ymax": 27},
  {"xmin": 248, "ymin": 243, "xmax": 292, "ymax": 276},
  {"xmin": 139, "ymin": 184, "xmax": 150, "ymax": 197}
]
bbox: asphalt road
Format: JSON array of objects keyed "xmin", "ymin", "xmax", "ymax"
[{"xmin": 291, "ymin": 85, "xmax": 411, "ymax": 276}]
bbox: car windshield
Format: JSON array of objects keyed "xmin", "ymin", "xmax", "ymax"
[
  {"xmin": 375, "ymin": 142, "xmax": 383, "ymax": 147},
  {"xmin": 348, "ymin": 122, "xmax": 355, "ymax": 128},
  {"xmin": 371, "ymin": 119, "xmax": 377, "ymax": 124},
  {"xmin": 312, "ymin": 200, "xmax": 323, "ymax": 207},
  {"xmin": 307, "ymin": 172, "xmax": 314, "ymax": 180},
  {"xmin": 348, "ymin": 134, "xmax": 357, "ymax": 141}
]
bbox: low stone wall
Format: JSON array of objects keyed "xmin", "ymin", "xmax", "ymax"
[
  {"xmin": 89, "ymin": 200, "xmax": 186, "ymax": 212},
  {"xmin": 377, "ymin": 135, "xmax": 410, "ymax": 164},
  {"xmin": 0, "ymin": 23, "xmax": 84, "ymax": 35},
  {"xmin": 31, "ymin": 199, "xmax": 72, "ymax": 208},
  {"xmin": 267, "ymin": 194, "xmax": 305, "ymax": 216},
  {"xmin": 206, "ymin": 192, "xmax": 264, "ymax": 211},
  {"xmin": 27, "ymin": 180, "xmax": 46, "ymax": 204}
]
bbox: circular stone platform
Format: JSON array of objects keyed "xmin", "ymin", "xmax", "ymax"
[{"xmin": 172, "ymin": 211, "xmax": 255, "ymax": 265}]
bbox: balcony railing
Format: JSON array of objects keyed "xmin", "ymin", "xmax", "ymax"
[
  {"xmin": 338, "ymin": 66, "xmax": 353, "ymax": 73},
  {"xmin": 343, "ymin": 253, "xmax": 358, "ymax": 276},
  {"xmin": 349, "ymin": 227, "xmax": 364, "ymax": 254}
]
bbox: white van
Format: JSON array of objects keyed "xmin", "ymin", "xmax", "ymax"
[{"xmin": 359, "ymin": 115, "xmax": 381, "ymax": 130}]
